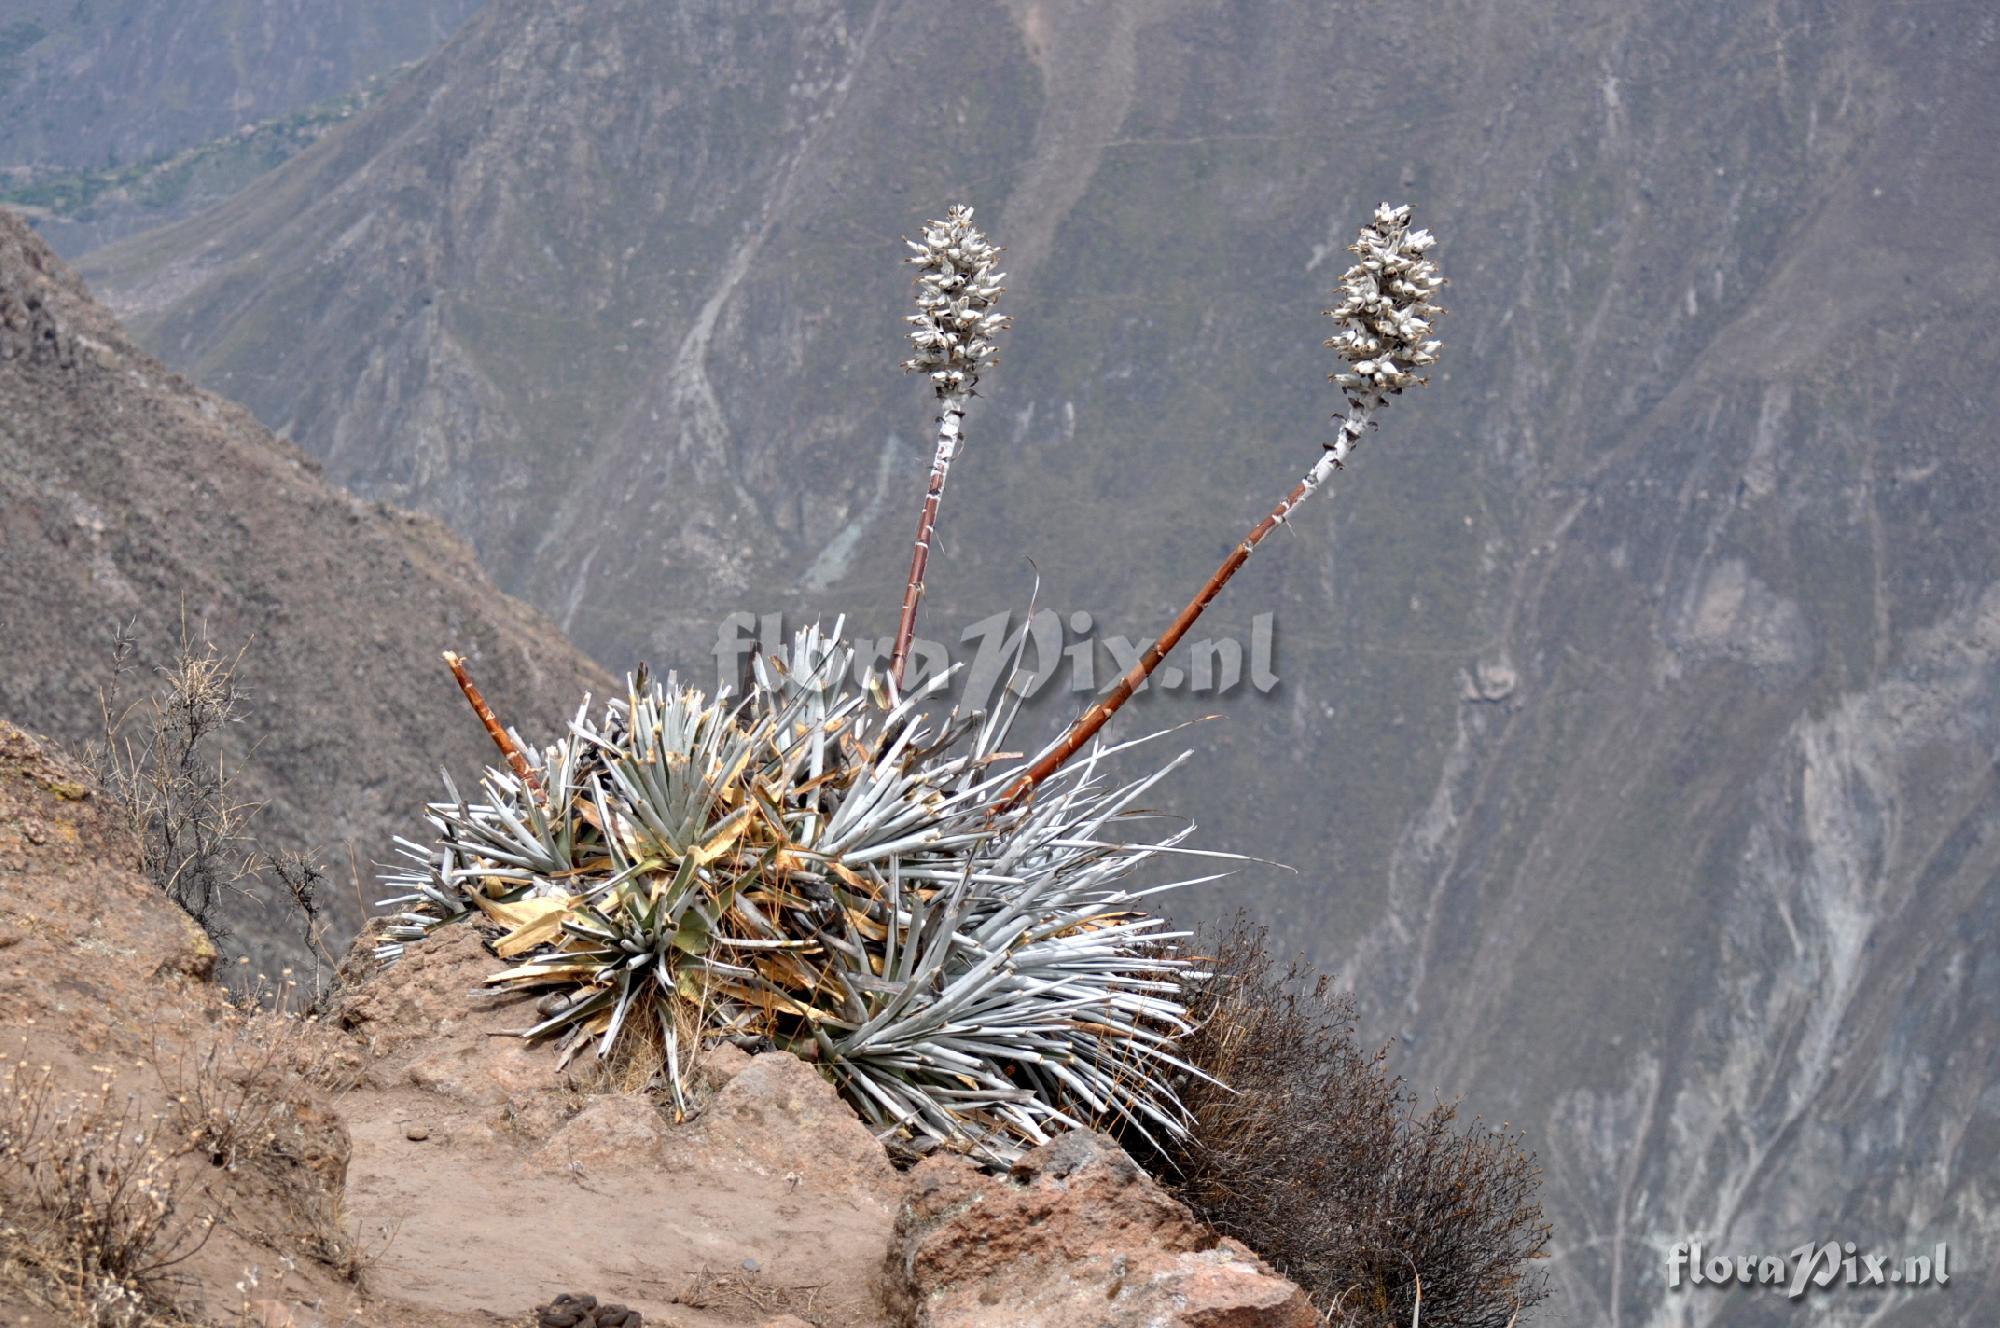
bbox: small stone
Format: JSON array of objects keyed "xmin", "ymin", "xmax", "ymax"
[
  {"xmin": 697, "ymin": 1039, "xmax": 755, "ymax": 1089},
  {"xmin": 534, "ymin": 1291, "xmax": 596, "ymax": 1327},
  {"xmin": 740, "ymin": 1256, "xmax": 761, "ymax": 1272},
  {"xmin": 404, "ymin": 1123, "xmax": 430, "ymax": 1141}
]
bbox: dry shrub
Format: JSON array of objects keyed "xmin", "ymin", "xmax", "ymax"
[
  {"xmin": 0, "ymin": 1012, "xmax": 367, "ymax": 1323},
  {"xmin": 1150, "ymin": 917, "xmax": 1551, "ymax": 1328},
  {"xmin": 83, "ymin": 617, "xmax": 334, "ymax": 994},
  {"xmin": 87, "ymin": 619, "xmax": 257, "ymax": 944},
  {"xmin": 0, "ymin": 1060, "xmax": 212, "ymax": 1325},
  {"xmin": 154, "ymin": 1012, "xmax": 349, "ymax": 1175},
  {"xmin": 151, "ymin": 1011, "xmax": 367, "ymax": 1286}
]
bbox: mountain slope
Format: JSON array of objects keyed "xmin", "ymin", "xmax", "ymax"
[
  {"xmin": 0, "ymin": 206, "xmax": 610, "ymax": 964},
  {"xmin": 0, "ymin": 0, "xmax": 486, "ymax": 250},
  {"xmin": 77, "ymin": 2, "xmax": 2000, "ymax": 1324},
  {"xmin": 0, "ymin": 0, "xmax": 486, "ymax": 169}
]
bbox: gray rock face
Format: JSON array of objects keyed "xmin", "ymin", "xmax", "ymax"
[{"xmin": 70, "ymin": 1, "xmax": 2000, "ymax": 1323}]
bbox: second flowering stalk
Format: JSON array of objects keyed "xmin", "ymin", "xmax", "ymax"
[
  {"xmin": 890, "ymin": 205, "xmax": 1008, "ymax": 690},
  {"xmin": 1004, "ymin": 203, "xmax": 1446, "ymax": 804}
]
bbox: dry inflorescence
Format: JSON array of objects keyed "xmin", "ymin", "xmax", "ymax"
[
  {"xmin": 1322, "ymin": 202, "xmax": 1447, "ymax": 463},
  {"xmin": 890, "ymin": 205, "xmax": 1008, "ymax": 689}
]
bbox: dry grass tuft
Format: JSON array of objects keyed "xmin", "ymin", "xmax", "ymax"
[
  {"xmin": 676, "ymin": 1265, "xmax": 826, "ymax": 1320},
  {"xmin": 151, "ymin": 1012, "xmax": 368, "ymax": 1288},
  {"xmin": 0, "ymin": 1060, "xmax": 212, "ymax": 1325},
  {"xmin": 0, "ymin": 1010, "xmax": 370, "ymax": 1324},
  {"xmin": 1145, "ymin": 917, "xmax": 1551, "ymax": 1328}
]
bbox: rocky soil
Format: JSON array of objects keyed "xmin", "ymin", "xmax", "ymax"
[
  {"xmin": 0, "ymin": 719, "xmax": 367, "ymax": 1327},
  {"xmin": 0, "ymin": 717, "xmax": 1315, "ymax": 1327}
]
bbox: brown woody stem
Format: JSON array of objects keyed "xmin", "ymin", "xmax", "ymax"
[
  {"xmin": 889, "ymin": 488, "xmax": 945, "ymax": 689},
  {"xmin": 890, "ymin": 399, "xmax": 966, "ymax": 689},
  {"xmin": 1001, "ymin": 473, "xmax": 1320, "ymax": 808},
  {"xmin": 443, "ymin": 650, "xmax": 545, "ymax": 802}
]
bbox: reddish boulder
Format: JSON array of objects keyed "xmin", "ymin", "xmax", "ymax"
[
  {"xmin": 689, "ymin": 1050, "xmax": 900, "ymax": 1195},
  {"xmin": 889, "ymin": 1131, "xmax": 1317, "ymax": 1327}
]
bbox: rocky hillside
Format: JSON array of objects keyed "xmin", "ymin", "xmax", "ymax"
[
  {"xmin": 0, "ymin": 717, "xmax": 1313, "ymax": 1327},
  {"xmin": 0, "ymin": 208, "xmax": 610, "ymax": 965},
  {"xmin": 0, "ymin": 0, "xmax": 485, "ymax": 249},
  {"xmin": 72, "ymin": 2, "xmax": 2000, "ymax": 1324}
]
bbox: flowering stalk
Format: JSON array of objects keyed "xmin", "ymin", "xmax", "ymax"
[
  {"xmin": 890, "ymin": 206, "xmax": 1007, "ymax": 690},
  {"xmin": 1004, "ymin": 203, "xmax": 1445, "ymax": 805}
]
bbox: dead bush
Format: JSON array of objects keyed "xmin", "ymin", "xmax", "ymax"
[
  {"xmin": 155, "ymin": 1040, "xmax": 296, "ymax": 1179},
  {"xmin": 83, "ymin": 616, "xmax": 333, "ymax": 996},
  {"xmin": 1146, "ymin": 917, "xmax": 1551, "ymax": 1328},
  {"xmin": 0, "ymin": 1059, "xmax": 212, "ymax": 1325},
  {"xmin": 150, "ymin": 1012, "xmax": 366, "ymax": 1286},
  {"xmin": 86, "ymin": 618, "xmax": 256, "ymax": 944}
]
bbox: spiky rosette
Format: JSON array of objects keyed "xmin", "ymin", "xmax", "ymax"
[
  {"xmin": 1323, "ymin": 202, "xmax": 1446, "ymax": 463},
  {"xmin": 381, "ymin": 623, "xmax": 1216, "ymax": 1163}
]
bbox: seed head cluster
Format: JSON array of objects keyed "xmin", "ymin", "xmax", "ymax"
[
  {"xmin": 902, "ymin": 205, "xmax": 1007, "ymax": 397},
  {"xmin": 1323, "ymin": 202, "xmax": 1446, "ymax": 459}
]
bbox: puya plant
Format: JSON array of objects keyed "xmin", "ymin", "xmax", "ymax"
[{"xmin": 384, "ymin": 202, "xmax": 1445, "ymax": 1164}]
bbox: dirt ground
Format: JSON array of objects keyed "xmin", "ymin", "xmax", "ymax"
[
  {"xmin": 0, "ymin": 721, "xmax": 900, "ymax": 1328},
  {"xmin": 329, "ymin": 926, "xmax": 902, "ymax": 1328}
]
